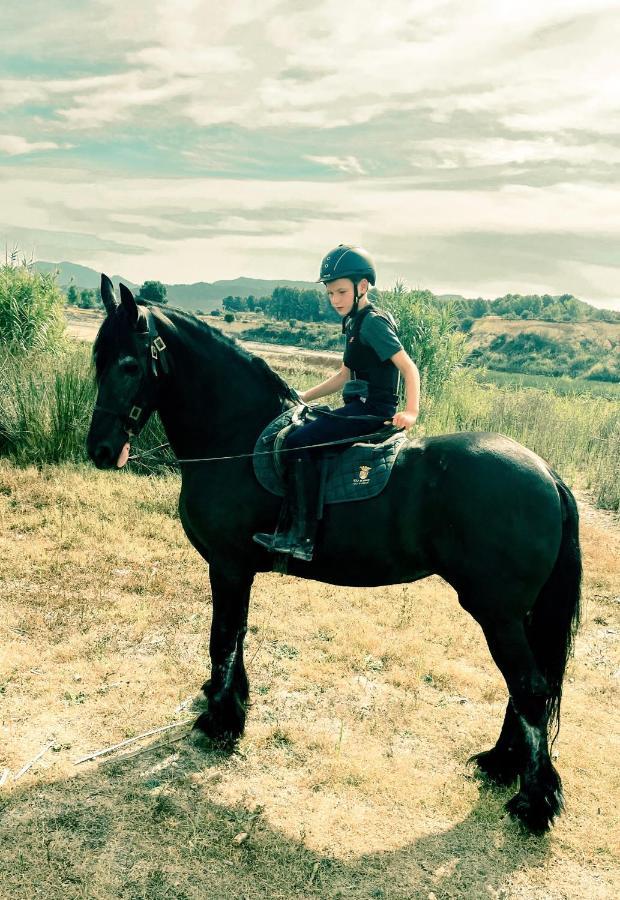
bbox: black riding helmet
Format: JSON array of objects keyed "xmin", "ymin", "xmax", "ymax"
[
  {"xmin": 317, "ymin": 244, "xmax": 376, "ymax": 285},
  {"xmin": 318, "ymin": 245, "xmax": 376, "ymax": 328}
]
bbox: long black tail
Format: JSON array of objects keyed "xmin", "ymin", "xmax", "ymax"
[{"xmin": 526, "ymin": 472, "xmax": 582, "ymax": 740}]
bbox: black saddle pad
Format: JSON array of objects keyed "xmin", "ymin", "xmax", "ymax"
[{"xmin": 253, "ymin": 405, "xmax": 408, "ymax": 504}]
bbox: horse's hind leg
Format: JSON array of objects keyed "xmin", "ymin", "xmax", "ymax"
[{"xmin": 477, "ymin": 616, "xmax": 563, "ymax": 832}]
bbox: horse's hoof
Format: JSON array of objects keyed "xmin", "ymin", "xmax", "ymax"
[
  {"xmin": 191, "ymin": 714, "xmax": 237, "ymax": 752},
  {"xmin": 469, "ymin": 748, "xmax": 520, "ymax": 787},
  {"xmin": 505, "ymin": 784, "xmax": 564, "ymax": 833},
  {"xmin": 192, "ymin": 694, "xmax": 247, "ymax": 743}
]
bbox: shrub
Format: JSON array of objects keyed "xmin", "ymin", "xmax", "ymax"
[
  {"xmin": 379, "ymin": 284, "xmax": 468, "ymax": 405},
  {"xmin": 0, "ymin": 260, "xmax": 66, "ymax": 353},
  {"xmin": 224, "ymin": 313, "xmax": 235, "ymax": 323}
]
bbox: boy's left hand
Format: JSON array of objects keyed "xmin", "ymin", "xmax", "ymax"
[{"xmin": 392, "ymin": 411, "xmax": 417, "ymax": 429}]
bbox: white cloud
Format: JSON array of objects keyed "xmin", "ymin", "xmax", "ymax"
[
  {"xmin": 411, "ymin": 136, "xmax": 620, "ymax": 169},
  {"xmin": 0, "ymin": 135, "xmax": 69, "ymax": 155},
  {"xmin": 2, "ymin": 2, "xmax": 620, "ymax": 306},
  {"xmin": 305, "ymin": 155, "xmax": 366, "ymax": 175},
  {"xmin": 0, "ymin": 80, "xmax": 49, "ymax": 111},
  {"xmin": 3, "ymin": 0, "xmax": 619, "ymax": 137},
  {"xmin": 128, "ymin": 45, "xmax": 246, "ymax": 77},
  {"xmin": 57, "ymin": 72, "xmax": 203, "ymax": 127}
]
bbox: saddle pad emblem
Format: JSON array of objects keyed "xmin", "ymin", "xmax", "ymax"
[{"xmin": 356, "ymin": 465, "xmax": 371, "ymax": 483}]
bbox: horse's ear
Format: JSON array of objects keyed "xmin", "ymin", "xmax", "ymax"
[
  {"xmin": 100, "ymin": 274, "xmax": 119, "ymax": 316},
  {"xmin": 119, "ymin": 283, "xmax": 139, "ymax": 326}
]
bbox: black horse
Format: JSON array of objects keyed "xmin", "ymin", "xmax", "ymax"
[{"xmin": 87, "ymin": 276, "xmax": 581, "ymax": 833}]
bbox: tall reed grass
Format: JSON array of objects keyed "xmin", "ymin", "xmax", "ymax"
[
  {"xmin": 0, "ymin": 261, "xmax": 65, "ymax": 352},
  {"xmin": 0, "ymin": 345, "xmax": 96, "ymax": 465},
  {"xmin": 0, "ymin": 343, "xmax": 169, "ymax": 471},
  {"xmin": 425, "ymin": 370, "xmax": 619, "ymax": 511}
]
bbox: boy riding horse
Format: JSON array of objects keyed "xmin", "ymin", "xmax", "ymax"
[{"xmin": 253, "ymin": 245, "xmax": 420, "ymax": 561}]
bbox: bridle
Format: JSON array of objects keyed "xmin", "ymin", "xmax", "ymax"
[{"xmin": 94, "ymin": 308, "xmax": 169, "ymax": 438}]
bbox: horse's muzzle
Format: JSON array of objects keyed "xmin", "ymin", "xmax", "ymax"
[{"xmin": 87, "ymin": 438, "xmax": 122, "ymax": 469}]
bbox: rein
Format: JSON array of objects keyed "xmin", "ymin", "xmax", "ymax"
[
  {"xmin": 102, "ymin": 306, "xmax": 401, "ymax": 466},
  {"xmin": 129, "ymin": 421, "xmax": 402, "ymax": 466}
]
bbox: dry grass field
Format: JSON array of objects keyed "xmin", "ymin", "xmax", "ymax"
[
  {"xmin": 470, "ymin": 316, "xmax": 620, "ymax": 349},
  {"xmin": 469, "ymin": 316, "xmax": 620, "ymax": 352},
  {"xmin": 0, "ymin": 462, "xmax": 619, "ymax": 899}
]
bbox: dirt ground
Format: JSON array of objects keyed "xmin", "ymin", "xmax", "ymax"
[
  {"xmin": 64, "ymin": 309, "xmax": 341, "ymax": 368},
  {"xmin": 0, "ymin": 463, "xmax": 618, "ymax": 899}
]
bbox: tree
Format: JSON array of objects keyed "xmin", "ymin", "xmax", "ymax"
[
  {"xmin": 66, "ymin": 284, "xmax": 78, "ymax": 306},
  {"xmin": 255, "ymin": 296, "xmax": 272, "ymax": 314},
  {"xmin": 137, "ymin": 280, "xmax": 167, "ymax": 305},
  {"xmin": 223, "ymin": 295, "xmax": 244, "ymax": 312},
  {"xmin": 79, "ymin": 289, "xmax": 96, "ymax": 309},
  {"xmin": 470, "ymin": 298, "xmax": 488, "ymax": 318}
]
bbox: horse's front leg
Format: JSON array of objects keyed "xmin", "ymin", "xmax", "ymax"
[{"xmin": 194, "ymin": 564, "xmax": 254, "ymax": 743}]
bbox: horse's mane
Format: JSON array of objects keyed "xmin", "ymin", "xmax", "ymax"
[{"xmin": 94, "ymin": 304, "xmax": 297, "ymax": 404}]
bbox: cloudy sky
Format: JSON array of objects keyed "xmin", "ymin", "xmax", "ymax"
[{"xmin": 1, "ymin": 0, "xmax": 619, "ymax": 307}]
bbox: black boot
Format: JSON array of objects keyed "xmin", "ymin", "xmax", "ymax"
[{"xmin": 253, "ymin": 457, "xmax": 319, "ymax": 561}]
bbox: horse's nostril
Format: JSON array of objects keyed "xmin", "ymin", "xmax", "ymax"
[{"xmin": 91, "ymin": 442, "xmax": 116, "ymax": 469}]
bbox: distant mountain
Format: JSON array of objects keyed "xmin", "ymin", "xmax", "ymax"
[
  {"xmin": 34, "ymin": 261, "xmax": 619, "ymax": 316},
  {"xmin": 35, "ymin": 261, "xmax": 318, "ymax": 311},
  {"xmin": 164, "ymin": 276, "xmax": 320, "ymax": 308},
  {"xmin": 35, "ymin": 261, "xmax": 140, "ymax": 290}
]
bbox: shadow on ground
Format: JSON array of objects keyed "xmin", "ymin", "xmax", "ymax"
[{"xmin": 0, "ymin": 734, "xmax": 550, "ymax": 900}]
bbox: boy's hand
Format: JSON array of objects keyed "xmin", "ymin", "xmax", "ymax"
[{"xmin": 392, "ymin": 411, "xmax": 417, "ymax": 429}]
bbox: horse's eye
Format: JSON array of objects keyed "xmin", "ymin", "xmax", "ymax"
[{"xmin": 120, "ymin": 359, "xmax": 139, "ymax": 375}]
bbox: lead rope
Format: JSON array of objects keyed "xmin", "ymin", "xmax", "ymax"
[{"xmin": 128, "ymin": 426, "xmax": 403, "ymax": 466}]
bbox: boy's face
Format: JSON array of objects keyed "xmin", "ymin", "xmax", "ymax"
[{"xmin": 325, "ymin": 277, "xmax": 368, "ymax": 317}]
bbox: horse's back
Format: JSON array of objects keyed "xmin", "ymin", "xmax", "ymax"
[
  {"xmin": 398, "ymin": 430, "xmax": 557, "ymax": 496},
  {"xmin": 385, "ymin": 430, "xmax": 564, "ymax": 594}
]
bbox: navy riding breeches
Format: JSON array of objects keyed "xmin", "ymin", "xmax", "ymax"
[{"xmin": 284, "ymin": 399, "xmax": 396, "ymax": 461}]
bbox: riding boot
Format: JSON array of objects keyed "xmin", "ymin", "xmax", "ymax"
[{"xmin": 253, "ymin": 457, "xmax": 319, "ymax": 561}]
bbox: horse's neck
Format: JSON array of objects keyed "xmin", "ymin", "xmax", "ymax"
[{"xmin": 155, "ymin": 319, "xmax": 283, "ymax": 458}]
